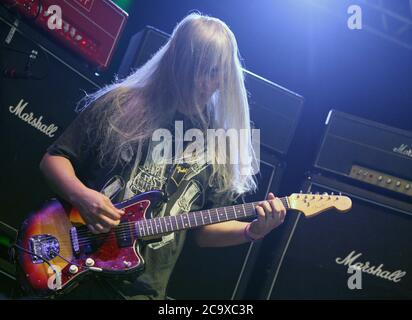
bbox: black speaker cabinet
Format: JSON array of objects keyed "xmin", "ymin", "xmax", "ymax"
[
  {"xmin": 117, "ymin": 26, "xmax": 169, "ymax": 78},
  {"xmin": 167, "ymin": 151, "xmax": 285, "ymax": 299},
  {"xmin": 257, "ymin": 174, "xmax": 412, "ymax": 299},
  {"xmin": 0, "ymin": 10, "xmax": 99, "ymax": 228}
]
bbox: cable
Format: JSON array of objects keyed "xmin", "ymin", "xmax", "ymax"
[{"xmin": 12, "ymin": 243, "xmax": 60, "ymax": 277}]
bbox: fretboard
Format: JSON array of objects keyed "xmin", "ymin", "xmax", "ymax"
[{"xmin": 135, "ymin": 197, "xmax": 289, "ymax": 238}]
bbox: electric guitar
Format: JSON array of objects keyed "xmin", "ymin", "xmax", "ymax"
[{"xmin": 15, "ymin": 190, "xmax": 352, "ymax": 296}]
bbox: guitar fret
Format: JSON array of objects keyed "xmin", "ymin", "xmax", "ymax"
[
  {"xmin": 241, "ymin": 204, "xmax": 247, "ymax": 217},
  {"xmin": 231, "ymin": 206, "xmax": 236, "ymax": 219},
  {"xmin": 180, "ymin": 214, "xmax": 187, "ymax": 229},
  {"xmin": 148, "ymin": 220, "xmax": 154, "ymax": 236},
  {"xmin": 164, "ymin": 216, "xmax": 170, "ymax": 232},
  {"xmin": 143, "ymin": 220, "xmax": 149, "ymax": 236},
  {"xmin": 153, "ymin": 219, "xmax": 159, "ymax": 234},
  {"xmin": 204, "ymin": 211, "xmax": 210, "ymax": 224},
  {"xmin": 216, "ymin": 208, "xmax": 220, "ymax": 222},
  {"xmin": 194, "ymin": 212, "xmax": 198, "ymax": 226},
  {"xmin": 138, "ymin": 222, "xmax": 145, "ymax": 237},
  {"xmin": 158, "ymin": 218, "xmax": 164, "ymax": 234},
  {"xmin": 224, "ymin": 207, "xmax": 228, "ymax": 221},
  {"xmin": 186, "ymin": 213, "xmax": 192, "ymax": 228},
  {"xmin": 172, "ymin": 215, "xmax": 178, "ymax": 231},
  {"xmin": 201, "ymin": 211, "xmax": 205, "ymax": 225}
]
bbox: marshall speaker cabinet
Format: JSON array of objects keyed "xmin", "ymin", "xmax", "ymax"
[
  {"xmin": 255, "ymin": 111, "xmax": 412, "ymax": 299},
  {"xmin": 0, "ymin": 7, "xmax": 100, "ymax": 229}
]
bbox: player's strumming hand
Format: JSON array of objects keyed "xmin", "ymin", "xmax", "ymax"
[
  {"xmin": 71, "ymin": 187, "xmax": 125, "ymax": 234},
  {"xmin": 247, "ymin": 192, "xmax": 286, "ymax": 240}
]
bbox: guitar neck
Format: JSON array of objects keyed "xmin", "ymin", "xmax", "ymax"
[{"xmin": 135, "ymin": 197, "xmax": 289, "ymax": 238}]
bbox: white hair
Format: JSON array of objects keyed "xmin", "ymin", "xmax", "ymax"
[{"xmin": 78, "ymin": 13, "xmax": 258, "ymax": 201}]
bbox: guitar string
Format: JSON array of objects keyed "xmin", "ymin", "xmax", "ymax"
[
  {"xmin": 30, "ymin": 199, "xmax": 287, "ymax": 246},
  {"xmin": 28, "ymin": 196, "xmax": 300, "ymax": 246},
  {"xmin": 36, "ymin": 195, "xmax": 292, "ymax": 243},
  {"xmin": 42, "ymin": 202, "xmax": 265, "ymax": 246},
  {"xmin": 71, "ymin": 196, "xmax": 290, "ymax": 239},
  {"xmin": 32, "ymin": 202, "xmax": 261, "ymax": 246},
  {"xmin": 30, "ymin": 194, "xmax": 334, "ymax": 243},
  {"xmin": 70, "ymin": 195, "xmax": 339, "ymax": 245}
]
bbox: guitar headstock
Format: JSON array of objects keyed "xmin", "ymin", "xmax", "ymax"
[{"xmin": 288, "ymin": 193, "xmax": 352, "ymax": 217}]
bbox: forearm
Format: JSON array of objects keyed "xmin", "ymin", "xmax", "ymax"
[
  {"xmin": 39, "ymin": 153, "xmax": 88, "ymax": 205},
  {"xmin": 194, "ymin": 220, "xmax": 251, "ymax": 247}
]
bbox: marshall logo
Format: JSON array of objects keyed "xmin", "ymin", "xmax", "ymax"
[
  {"xmin": 393, "ymin": 144, "xmax": 412, "ymax": 158},
  {"xmin": 336, "ymin": 250, "xmax": 406, "ymax": 283},
  {"xmin": 9, "ymin": 99, "xmax": 59, "ymax": 138}
]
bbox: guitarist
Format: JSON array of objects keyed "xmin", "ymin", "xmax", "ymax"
[{"xmin": 38, "ymin": 13, "xmax": 286, "ymax": 299}]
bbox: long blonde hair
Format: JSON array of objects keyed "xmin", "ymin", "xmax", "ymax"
[{"xmin": 78, "ymin": 13, "xmax": 258, "ymax": 200}]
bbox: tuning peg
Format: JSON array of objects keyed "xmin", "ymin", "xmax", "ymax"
[
  {"xmin": 339, "ymin": 192, "xmax": 342, "ymax": 196},
  {"xmin": 331, "ymin": 192, "xmax": 334, "ymax": 195},
  {"xmin": 300, "ymin": 190, "xmax": 303, "ymax": 194}
]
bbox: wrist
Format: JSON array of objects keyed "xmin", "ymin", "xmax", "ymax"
[
  {"xmin": 244, "ymin": 223, "xmax": 263, "ymax": 242},
  {"xmin": 67, "ymin": 182, "xmax": 89, "ymax": 206}
]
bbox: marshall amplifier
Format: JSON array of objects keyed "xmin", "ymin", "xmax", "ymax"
[
  {"xmin": 2, "ymin": 0, "xmax": 128, "ymax": 69},
  {"xmin": 118, "ymin": 26, "xmax": 305, "ymax": 156},
  {"xmin": 0, "ymin": 11, "xmax": 99, "ymax": 228},
  {"xmin": 256, "ymin": 174, "xmax": 412, "ymax": 299},
  {"xmin": 314, "ymin": 110, "xmax": 412, "ymax": 198}
]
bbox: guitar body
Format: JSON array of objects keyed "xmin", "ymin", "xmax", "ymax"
[{"xmin": 16, "ymin": 190, "xmax": 163, "ymax": 297}]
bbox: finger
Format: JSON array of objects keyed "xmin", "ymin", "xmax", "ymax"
[
  {"xmin": 255, "ymin": 205, "xmax": 266, "ymax": 226},
  {"xmin": 267, "ymin": 192, "xmax": 276, "ymax": 200},
  {"xmin": 259, "ymin": 201, "xmax": 272, "ymax": 219},
  {"xmin": 268, "ymin": 199, "xmax": 278, "ymax": 218},
  {"xmin": 275, "ymin": 198, "xmax": 287, "ymax": 215},
  {"xmin": 94, "ymin": 223, "xmax": 110, "ymax": 233},
  {"xmin": 273, "ymin": 199, "xmax": 286, "ymax": 221},
  {"xmin": 101, "ymin": 201, "xmax": 123, "ymax": 220},
  {"xmin": 88, "ymin": 224, "xmax": 99, "ymax": 234},
  {"xmin": 97, "ymin": 214, "xmax": 120, "ymax": 229}
]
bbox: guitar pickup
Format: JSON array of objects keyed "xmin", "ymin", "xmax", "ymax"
[{"xmin": 70, "ymin": 227, "xmax": 80, "ymax": 254}]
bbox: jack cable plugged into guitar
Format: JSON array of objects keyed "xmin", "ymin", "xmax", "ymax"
[{"xmin": 12, "ymin": 243, "xmax": 103, "ymax": 274}]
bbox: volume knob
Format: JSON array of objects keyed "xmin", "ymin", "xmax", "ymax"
[
  {"xmin": 85, "ymin": 258, "xmax": 95, "ymax": 267},
  {"xmin": 69, "ymin": 265, "xmax": 79, "ymax": 274}
]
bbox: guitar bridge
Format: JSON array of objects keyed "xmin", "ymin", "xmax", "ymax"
[{"xmin": 29, "ymin": 235, "xmax": 60, "ymax": 264}]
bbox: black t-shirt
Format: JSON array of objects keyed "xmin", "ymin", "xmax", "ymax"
[{"xmin": 47, "ymin": 104, "xmax": 233, "ymax": 299}]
